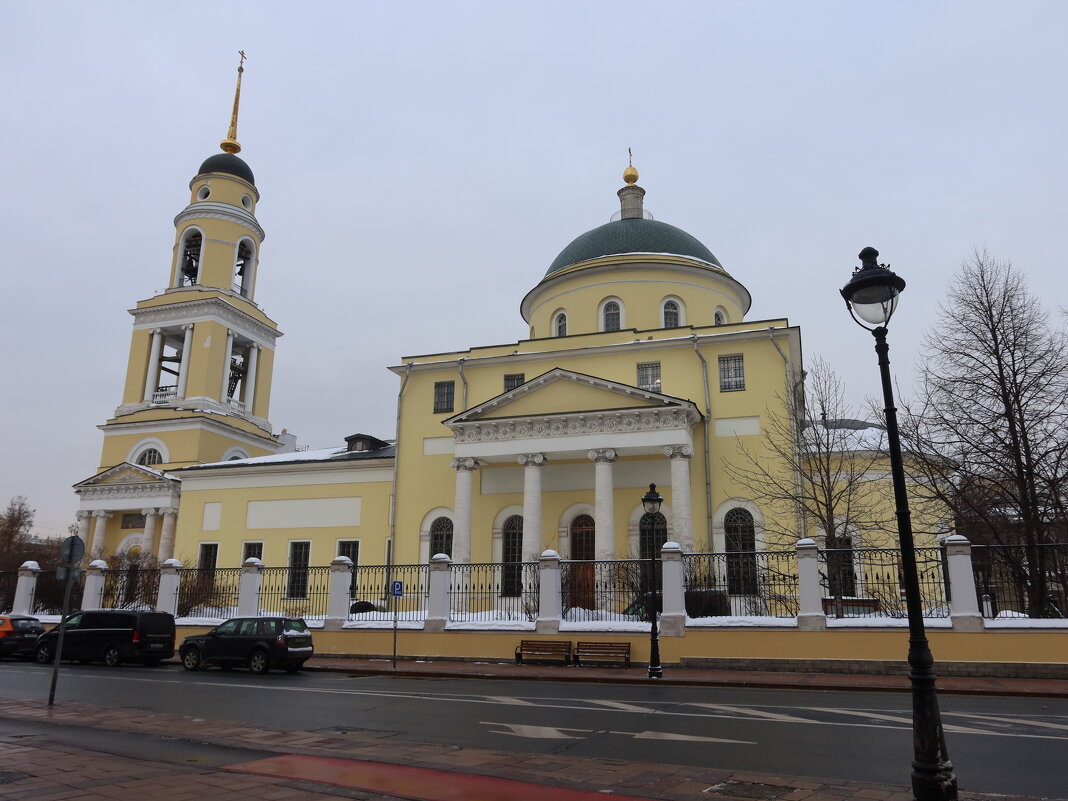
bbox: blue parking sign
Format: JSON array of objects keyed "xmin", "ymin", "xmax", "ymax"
[{"xmin": 391, "ymin": 580, "xmax": 404, "ymax": 597}]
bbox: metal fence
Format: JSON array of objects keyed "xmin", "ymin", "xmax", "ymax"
[
  {"xmin": 684, "ymin": 551, "xmax": 800, "ymax": 617},
  {"xmin": 349, "ymin": 563, "xmax": 429, "ymax": 622},
  {"xmin": 30, "ymin": 571, "xmax": 85, "ymax": 615},
  {"xmin": 0, "ymin": 571, "xmax": 17, "ymax": 613},
  {"xmin": 101, "ymin": 568, "xmax": 160, "ymax": 611},
  {"xmin": 972, "ymin": 543, "xmax": 1068, "ymax": 619},
  {"xmin": 561, "ymin": 559, "xmax": 645, "ymax": 623},
  {"xmin": 818, "ymin": 547, "xmax": 949, "ymax": 619},
  {"xmin": 448, "ymin": 562, "xmax": 538, "ymax": 622},
  {"xmin": 174, "ymin": 567, "xmax": 241, "ymax": 619},
  {"xmin": 259, "ymin": 566, "xmax": 331, "ymax": 619}
]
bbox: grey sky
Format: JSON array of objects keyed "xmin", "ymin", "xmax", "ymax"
[{"xmin": 2, "ymin": 2, "xmax": 1065, "ymax": 537}]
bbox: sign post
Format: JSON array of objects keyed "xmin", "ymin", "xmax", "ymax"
[
  {"xmin": 390, "ymin": 580, "xmax": 403, "ymax": 670},
  {"xmin": 48, "ymin": 535, "xmax": 85, "ymax": 706}
]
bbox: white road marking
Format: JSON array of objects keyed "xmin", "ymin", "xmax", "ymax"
[
  {"xmin": 948, "ymin": 712, "xmax": 1068, "ymax": 732},
  {"xmin": 583, "ymin": 699, "xmax": 659, "ymax": 714},
  {"xmin": 692, "ymin": 703, "xmax": 813, "ymax": 723},
  {"xmin": 483, "ymin": 723, "xmax": 587, "ymax": 739},
  {"xmin": 611, "ymin": 730, "xmax": 755, "ymax": 744},
  {"xmin": 808, "ymin": 707, "xmax": 991, "ymax": 735},
  {"xmin": 485, "ymin": 695, "xmax": 538, "ymax": 706}
]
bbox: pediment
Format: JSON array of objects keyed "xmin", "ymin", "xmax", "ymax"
[{"xmin": 73, "ymin": 462, "xmax": 177, "ymax": 489}]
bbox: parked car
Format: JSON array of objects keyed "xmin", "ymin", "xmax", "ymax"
[
  {"xmin": 34, "ymin": 610, "xmax": 175, "ymax": 667},
  {"xmin": 179, "ymin": 617, "xmax": 313, "ymax": 674},
  {"xmin": 0, "ymin": 615, "xmax": 45, "ymax": 660}
]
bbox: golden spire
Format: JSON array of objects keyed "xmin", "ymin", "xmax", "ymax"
[
  {"xmin": 220, "ymin": 51, "xmax": 246, "ymax": 155},
  {"xmin": 623, "ymin": 147, "xmax": 639, "ymax": 184}
]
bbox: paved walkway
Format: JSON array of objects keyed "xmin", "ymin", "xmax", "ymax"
[{"xmin": 1, "ymin": 660, "xmax": 1065, "ymax": 801}]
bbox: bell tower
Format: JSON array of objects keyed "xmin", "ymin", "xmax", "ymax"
[{"xmin": 98, "ymin": 53, "xmax": 284, "ymax": 474}]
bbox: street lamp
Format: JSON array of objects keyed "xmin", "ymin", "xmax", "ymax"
[
  {"xmin": 840, "ymin": 247, "xmax": 958, "ymax": 801},
  {"xmin": 641, "ymin": 483, "xmax": 664, "ymax": 679}
]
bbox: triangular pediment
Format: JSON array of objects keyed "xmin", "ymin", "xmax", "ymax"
[
  {"xmin": 446, "ymin": 368, "xmax": 697, "ymax": 425},
  {"xmin": 73, "ymin": 462, "xmax": 177, "ymax": 490}
]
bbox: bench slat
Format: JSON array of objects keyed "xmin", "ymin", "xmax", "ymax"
[
  {"xmin": 515, "ymin": 640, "xmax": 572, "ymax": 665},
  {"xmin": 574, "ymin": 641, "xmax": 631, "ymax": 668}
]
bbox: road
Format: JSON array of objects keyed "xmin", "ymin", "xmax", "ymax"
[{"xmin": 0, "ymin": 661, "xmax": 1065, "ymax": 796}]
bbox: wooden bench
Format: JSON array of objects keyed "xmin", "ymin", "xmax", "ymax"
[
  {"xmin": 514, "ymin": 639, "xmax": 572, "ymax": 665},
  {"xmin": 574, "ymin": 641, "xmax": 631, "ymax": 668}
]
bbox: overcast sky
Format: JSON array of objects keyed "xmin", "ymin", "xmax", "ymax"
[{"xmin": 2, "ymin": 2, "xmax": 1065, "ymax": 538}]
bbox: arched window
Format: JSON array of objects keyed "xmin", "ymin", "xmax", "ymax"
[
  {"xmin": 603, "ymin": 301, "xmax": 621, "ymax": 332},
  {"xmin": 234, "ymin": 240, "xmax": 254, "ymax": 297},
  {"xmin": 663, "ymin": 300, "xmax": 680, "ymax": 328},
  {"xmin": 724, "ymin": 508, "xmax": 758, "ymax": 594},
  {"xmin": 568, "ymin": 514, "xmax": 596, "ymax": 612},
  {"xmin": 638, "ymin": 511, "xmax": 668, "ymax": 614},
  {"xmin": 554, "ymin": 312, "xmax": 567, "ymax": 337},
  {"xmin": 825, "ymin": 530, "xmax": 857, "ymax": 601},
  {"xmin": 570, "ymin": 515, "xmax": 595, "ymax": 560},
  {"xmin": 501, "ymin": 515, "xmax": 524, "ymax": 597},
  {"xmin": 429, "ymin": 517, "xmax": 454, "ymax": 558},
  {"xmin": 137, "ymin": 448, "xmax": 163, "ymax": 467},
  {"xmin": 178, "ymin": 230, "xmax": 202, "ymax": 287},
  {"xmin": 714, "ymin": 309, "xmax": 727, "ymax": 327}
]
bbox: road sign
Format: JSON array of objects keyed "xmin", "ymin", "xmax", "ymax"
[
  {"xmin": 391, "ymin": 580, "xmax": 404, "ymax": 597},
  {"xmin": 60, "ymin": 535, "xmax": 85, "ymax": 565}
]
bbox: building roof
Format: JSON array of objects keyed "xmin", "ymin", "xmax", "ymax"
[
  {"xmin": 545, "ymin": 217, "xmax": 721, "ymax": 276},
  {"xmin": 197, "ymin": 153, "xmax": 256, "ymax": 186},
  {"xmin": 178, "ymin": 443, "xmax": 395, "ymax": 472}
]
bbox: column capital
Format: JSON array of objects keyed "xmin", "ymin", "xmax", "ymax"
[
  {"xmin": 159, "ymin": 506, "xmax": 179, "ymax": 517},
  {"xmin": 451, "ymin": 457, "xmax": 480, "ymax": 471},
  {"xmin": 587, "ymin": 448, "xmax": 617, "ymax": 463},
  {"xmin": 141, "ymin": 507, "xmax": 158, "ymax": 517},
  {"xmin": 182, "ymin": 322, "xmax": 194, "ymax": 331},
  {"xmin": 77, "ymin": 511, "xmax": 91, "ymax": 521},
  {"xmin": 664, "ymin": 444, "xmax": 693, "ymax": 460},
  {"xmin": 150, "ymin": 327, "xmax": 162, "ymax": 335},
  {"xmin": 92, "ymin": 510, "xmax": 112, "ymax": 519},
  {"xmin": 518, "ymin": 452, "xmax": 547, "ymax": 467}
]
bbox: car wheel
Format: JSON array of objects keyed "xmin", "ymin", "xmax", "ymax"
[
  {"xmin": 34, "ymin": 643, "xmax": 53, "ymax": 664},
  {"xmin": 103, "ymin": 645, "xmax": 122, "ymax": 667},
  {"xmin": 181, "ymin": 648, "xmax": 202, "ymax": 671},
  {"xmin": 248, "ymin": 649, "xmax": 270, "ymax": 675}
]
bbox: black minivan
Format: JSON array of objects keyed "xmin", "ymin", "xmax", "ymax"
[{"xmin": 35, "ymin": 610, "xmax": 176, "ymax": 667}]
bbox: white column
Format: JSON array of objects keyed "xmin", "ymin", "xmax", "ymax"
[
  {"xmin": 13, "ymin": 561, "xmax": 40, "ymax": 615},
  {"xmin": 660, "ymin": 542, "xmax": 686, "ymax": 636},
  {"xmin": 665, "ymin": 445, "xmax": 694, "ymax": 552},
  {"xmin": 76, "ymin": 511, "xmax": 91, "ymax": 553},
  {"xmin": 89, "ymin": 511, "xmax": 110, "ymax": 558},
  {"xmin": 176, "ymin": 324, "xmax": 194, "ymax": 399},
  {"xmin": 238, "ymin": 558, "xmax": 263, "ymax": 617},
  {"xmin": 795, "ymin": 538, "xmax": 827, "ymax": 631},
  {"xmin": 518, "ymin": 453, "xmax": 546, "ymax": 560},
  {"xmin": 326, "ymin": 556, "xmax": 354, "ymax": 631},
  {"xmin": 83, "ymin": 560, "xmax": 108, "ymax": 609},
  {"xmin": 535, "ymin": 549, "xmax": 562, "ymax": 635},
  {"xmin": 243, "ymin": 343, "xmax": 259, "ymax": 415},
  {"xmin": 944, "ymin": 535, "xmax": 984, "ymax": 632},
  {"xmin": 450, "ymin": 458, "xmax": 479, "ymax": 564},
  {"xmin": 155, "ymin": 558, "xmax": 182, "ymax": 615},
  {"xmin": 220, "ymin": 329, "xmax": 235, "ymax": 402},
  {"xmin": 425, "ymin": 554, "xmax": 452, "ymax": 632},
  {"xmin": 588, "ymin": 448, "xmax": 617, "ymax": 560},
  {"xmin": 143, "ymin": 328, "xmax": 163, "ymax": 402},
  {"xmin": 141, "ymin": 508, "xmax": 158, "ymax": 557},
  {"xmin": 157, "ymin": 508, "xmax": 178, "ymax": 561}
]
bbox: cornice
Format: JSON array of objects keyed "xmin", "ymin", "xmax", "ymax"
[
  {"xmin": 130, "ymin": 297, "xmax": 281, "ymax": 345},
  {"xmin": 76, "ymin": 482, "xmax": 181, "ymax": 502},
  {"xmin": 448, "ymin": 405, "xmax": 701, "ymax": 445},
  {"xmin": 174, "ymin": 201, "xmax": 265, "ymax": 241},
  {"xmin": 100, "ymin": 414, "xmax": 280, "ymax": 450}
]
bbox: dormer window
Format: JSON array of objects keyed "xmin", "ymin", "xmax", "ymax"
[
  {"xmin": 179, "ymin": 230, "xmax": 202, "ymax": 286},
  {"xmin": 603, "ymin": 301, "xmax": 621, "ymax": 332}
]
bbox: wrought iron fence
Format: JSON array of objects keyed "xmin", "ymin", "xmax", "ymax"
[
  {"xmin": 0, "ymin": 571, "xmax": 17, "ymax": 613},
  {"xmin": 101, "ymin": 568, "xmax": 160, "ymax": 610},
  {"xmin": 175, "ymin": 567, "xmax": 241, "ymax": 619},
  {"xmin": 561, "ymin": 559, "xmax": 646, "ymax": 623},
  {"xmin": 259, "ymin": 566, "xmax": 331, "ymax": 619},
  {"xmin": 30, "ymin": 571, "xmax": 85, "ymax": 615},
  {"xmin": 684, "ymin": 551, "xmax": 800, "ymax": 617},
  {"xmin": 449, "ymin": 562, "xmax": 538, "ymax": 622},
  {"xmin": 972, "ymin": 543, "xmax": 1068, "ymax": 619},
  {"xmin": 818, "ymin": 547, "xmax": 949, "ymax": 618},
  {"xmin": 349, "ymin": 563, "xmax": 429, "ymax": 622}
]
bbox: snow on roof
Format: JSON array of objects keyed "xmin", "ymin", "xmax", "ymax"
[{"xmin": 183, "ymin": 444, "xmax": 395, "ymax": 472}]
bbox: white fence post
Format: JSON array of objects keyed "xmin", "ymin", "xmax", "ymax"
[
  {"xmin": 83, "ymin": 560, "xmax": 108, "ymax": 610},
  {"xmin": 237, "ymin": 558, "xmax": 263, "ymax": 617},
  {"xmin": 325, "ymin": 556, "xmax": 353, "ymax": 631},
  {"xmin": 944, "ymin": 535, "xmax": 984, "ymax": 632},
  {"xmin": 13, "ymin": 561, "xmax": 40, "ymax": 615},
  {"xmin": 536, "ymin": 549, "xmax": 562, "ymax": 635},
  {"xmin": 156, "ymin": 559, "xmax": 182, "ymax": 615},
  {"xmin": 425, "ymin": 554, "xmax": 451, "ymax": 632},
  {"xmin": 660, "ymin": 542, "xmax": 686, "ymax": 636},
  {"xmin": 795, "ymin": 538, "xmax": 827, "ymax": 631}
]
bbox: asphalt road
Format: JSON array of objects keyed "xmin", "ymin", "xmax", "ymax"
[{"xmin": 1, "ymin": 661, "xmax": 1065, "ymax": 796}]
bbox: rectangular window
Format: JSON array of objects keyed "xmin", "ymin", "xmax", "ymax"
[
  {"xmin": 637, "ymin": 362, "xmax": 661, "ymax": 393},
  {"xmin": 433, "ymin": 381, "xmax": 455, "ymax": 413},
  {"xmin": 121, "ymin": 513, "xmax": 146, "ymax": 529},
  {"xmin": 503, "ymin": 373, "xmax": 525, "ymax": 392},
  {"xmin": 197, "ymin": 543, "xmax": 218, "ymax": 570},
  {"xmin": 287, "ymin": 541, "xmax": 311, "ymax": 599},
  {"xmin": 337, "ymin": 539, "xmax": 359, "ymax": 565},
  {"xmin": 718, "ymin": 354, "xmax": 745, "ymax": 392},
  {"xmin": 242, "ymin": 541, "xmax": 263, "ymax": 562}
]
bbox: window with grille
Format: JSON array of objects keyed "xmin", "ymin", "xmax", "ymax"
[
  {"xmin": 714, "ymin": 310, "xmax": 726, "ymax": 326},
  {"xmin": 637, "ymin": 362, "xmax": 661, "ymax": 392},
  {"xmin": 429, "ymin": 517, "xmax": 453, "ymax": 558},
  {"xmin": 287, "ymin": 541, "xmax": 311, "ymax": 599},
  {"xmin": 121, "ymin": 513, "xmax": 146, "ymax": 529},
  {"xmin": 504, "ymin": 373, "xmax": 525, "ymax": 392},
  {"xmin": 718, "ymin": 354, "xmax": 745, "ymax": 391},
  {"xmin": 603, "ymin": 301, "xmax": 621, "ymax": 332},
  {"xmin": 198, "ymin": 543, "xmax": 218, "ymax": 570},
  {"xmin": 137, "ymin": 448, "xmax": 163, "ymax": 466},
  {"xmin": 554, "ymin": 313, "xmax": 567, "ymax": 337},
  {"xmin": 724, "ymin": 508, "xmax": 758, "ymax": 594},
  {"xmin": 663, "ymin": 300, "xmax": 680, "ymax": 328},
  {"xmin": 501, "ymin": 515, "xmax": 523, "ymax": 597},
  {"xmin": 242, "ymin": 541, "xmax": 263, "ymax": 562},
  {"xmin": 337, "ymin": 540, "xmax": 359, "ymax": 564},
  {"xmin": 433, "ymin": 381, "xmax": 455, "ymax": 413}
]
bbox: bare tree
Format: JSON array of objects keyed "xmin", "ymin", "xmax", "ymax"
[
  {"xmin": 0, "ymin": 496, "xmax": 37, "ymax": 571},
  {"xmin": 902, "ymin": 251, "xmax": 1068, "ymax": 617}
]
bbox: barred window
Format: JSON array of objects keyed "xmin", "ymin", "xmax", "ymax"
[
  {"xmin": 504, "ymin": 373, "xmax": 525, "ymax": 392},
  {"xmin": 501, "ymin": 515, "xmax": 524, "ymax": 597},
  {"xmin": 724, "ymin": 508, "xmax": 758, "ymax": 594},
  {"xmin": 603, "ymin": 301, "xmax": 621, "ymax": 332},
  {"xmin": 337, "ymin": 539, "xmax": 359, "ymax": 564},
  {"xmin": 197, "ymin": 543, "xmax": 218, "ymax": 570},
  {"xmin": 429, "ymin": 517, "xmax": 453, "ymax": 558},
  {"xmin": 242, "ymin": 541, "xmax": 263, "ymax": 562},
  {"xmin": 637, "ymin": 362, "xmax": 661, "ymax": 392},
  {"xmin": 137, "ymin": 448, "xmax": 163, "ymax": 466},
  {"xmin": 714, "ymin": 309, "xmax": 726, "ymax": 326},
  {"xmin": 554, "ymin": 312, "xmax": 567, "ymax": 337},
  {"xmin": 663, "ymin": 300, "xmax": 680, "ymax": 328},
  {"xmin": 433, "ymin": 381, "xmax": 455, "ymax": 413},
  {"xmin": 718, "ymin": 354, "xmax": 745, "ymax": 391},
  {"xmin": 287, "ymin": 541, "xmax": 311, "ymax": 599},
  {"xmin": 121, "ymin": 513, "xmax": 146, "ymax": 529}
]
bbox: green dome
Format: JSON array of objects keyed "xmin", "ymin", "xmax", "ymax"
[{"xmin": 546, "ymin": 217, "xmax": 721, "ymax": 277}]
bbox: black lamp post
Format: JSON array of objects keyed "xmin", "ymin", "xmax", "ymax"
[
  {"xmin": 641, "ymin": 483, "xmax": 664, "ymax": 679},
  {"xmin": 840, "ymin": 247, "xmax": 957, "ymax": 801}
]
